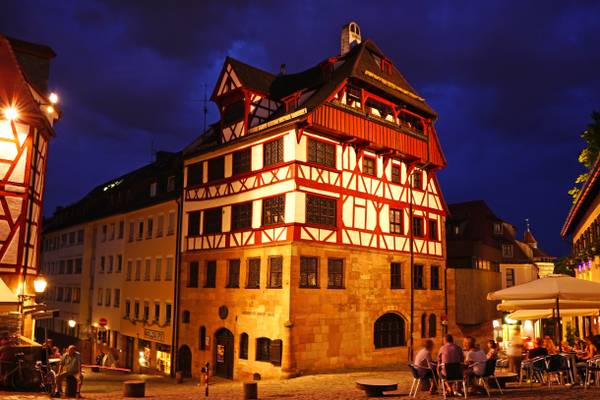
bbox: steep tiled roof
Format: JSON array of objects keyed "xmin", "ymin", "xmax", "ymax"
[{"xmin": 561, "ymin": 157, "xmax": 600, "ymax": 237}]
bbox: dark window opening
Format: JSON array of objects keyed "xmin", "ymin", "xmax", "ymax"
[
  {"xmin": 187, "ymin": 163, "xmax": 203, "ymax": 187},
  {"xmin": 268, "ymin": 257, "xmax": 283, "ymax": 288},
  {"xmin": 204, "ymin": 261, "xmax": 216, "ymax": 288},
  {"xmin": 256, "ymin": 337, "xmax": 271, "ymax": 362},
  {"xmin": 231, "ymin": 202, "xmax": 252, "ymax": 230},
  {"xmin": 264, "ymin": 138, "xmax": 283, "ymax": 167},
  {"xmin": 247, "ymin": 258, "xmax": 260, "ymax": 288},
  {"xmin": 391, "ymin": 165, "xmax": 401, "ymax": 183},
  {"xmin": 412, "ymin": 217, "xmax": 424, "ymax": 237},
  {"xmin": 413, "ymin": 264, "xmax": 424, "ymax": 289},
  {"xmin": 327, "ymin": 258, "xmax": 344, "ymax": 289},
  {"xmin": 239, "ymin": 333, "xmax": 248, "ymax": 359},
  {"xmin": 428, "ymin": 314, "xmax": 437, "ymax": 338},
  {"xmin": 199, "ymin": 326, "xmax": 206, "ymax": 350},
  {"xmin": 390, "ymin": 262, "xmax": 402, "ymax": 289},
  {"xmin": 306, "ymin": 195, "xmax": 336, "ymax": 227},
  {"xmin": 390, "ymin": 209, "xmax": 403, "ymax": 234},
  {"xmin": 374, "ymin": 313, "xmax": 406, "ymax": 348},
  {"xmin": 363, "ymin": 157, "xmax": 376, "ymax": 176},
  {"xmin": 222, "ymin": 101, "xmax": 245, "ymax": 125},
  {"xmin": 307, "ymin": 139, "xmax": 335, "ymax": 168},
  {"xmin": 227, "ymin": 259, "xmax": 240, "ymax": 288},
  {"xmin": 233, "ymin": 148, "xmax": 251, "ymax": 176},
  {"xmin": 430, "ymin": 265, "xmax": 440, "ymax": 290},
  {"xmin": 429, "ymin": 220, "xmax": 438, "ymax": 241},
  {"xmin": 187, "ymin": 211, "xmax": 201, "ymax": 236},
  {"xmin": 182, "ymin": 310, "xmax": 190, "ymax": 323},
  {"xmin": 207, "ymin": 156, "xmax": 225, "ymax": 182},
  {"xmin": 300, "ymin": 257, "xmax": 318, "ymax": 288},
  {"xmin": 188, "ymin": 262, "xmax": 199, "ymax": 288},
  {"xmin": 203, "ymin": 208, "xmax": 222, "ymax": 234},
  {"xmin": 262, "ymin": 196, "xmax": 285, "ymax": 226}
]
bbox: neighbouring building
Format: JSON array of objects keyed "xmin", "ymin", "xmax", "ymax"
[
  {"xmin": 561, "ymin": 158, "xmax": 600, "ymax": 337},
  {"xmin": 447, "ymin": 200, "xmax": 555, "ymax": 341},
  {"xmin": 177, "ymin": 22, "xmax": 448, "ymax": 380},
  {"xmin": 40, "ymin": 151, "xmax": 181, "ymax": 372},
  {"xmin": 0, "ymin": 35, "xmax": 60, "ymax": 340}
]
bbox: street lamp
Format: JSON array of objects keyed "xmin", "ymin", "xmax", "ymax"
[
  {"xmin": 68, "ymin": 319, "xmax": 76, "ymax": 329},
  {"xmin": 3, "ymin": 106, "xmax": 18, "ymax": 121},
  {"xmin": 33, "ymin": 275, "xmax": 48, "ymax": 295}
]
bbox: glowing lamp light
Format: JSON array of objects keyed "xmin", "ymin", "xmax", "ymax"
[
  {"xmin": 504, "ymin": 316, "xmax": 518, "ymax": 325},
  {"xmin": 33, "ymin": 275, "xmax": 48, "ymax": 294},
  {"xmin": 46, "ymin": 105, "xmax": 54, "ymax": 114},
  {"xmin": 68, "ymin": 319, "xmax": 76, "ymax": 328},
  {"xmin": 492, "ymin": 320, "xmax": 501, "ymax": 329},
  {"xmin": 49, "ymin": 92, "xmax": 58, "ymax": 104},
  {"xmin": 3, "ymin": 106, "xmax": 18, "ymax": 121}
]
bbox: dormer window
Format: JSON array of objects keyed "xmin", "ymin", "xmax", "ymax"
[
  {"xmin": 149, "ymin": 182, "xmax": 157, "ymax": 197},
  {"xmin": 493, "ymin": 223, "xmax": 503, "ymax": 235},
  {"xmin": 346, "ymin": 84, "xmax": 361, "ymax": 106},
  {"xmin": 222, "ymin": 100, "xmax": 244, "ymax": 125}
]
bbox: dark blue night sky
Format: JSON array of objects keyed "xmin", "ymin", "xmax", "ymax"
[{"xmin": 3, "ymin": 1, "xmax": 600, "ymax": 256}]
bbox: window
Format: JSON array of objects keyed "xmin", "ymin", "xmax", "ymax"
[
  {"xmin": 429, "ymin": 220, "xmax": 438, "ymax": 241},
  {"xmin": 391, "ymin": 165, "xmax": 401, "ymax": 183},
  {"xmin": 412, "ymin": 217, "xmax": 424, "ymax": 237},
  {"xmin": 182, "ymin": 310, "xmax": 190, "ymax": 323},
  {"xmin": 327, "ymin": 258, "xmax": 344, "ymax": 289},
  {"xmin": 97, "ymin": 288, "xmax": 103, "ymax": 306},
  {"xmin": 256, "ymin": 338, "xmax": 271, "ymax": 362},
  {"xmin": 165, "ymin": 257, "xmax": 173, "ymax": 281},
  {"xmin": 144, "ymin": 259, "xmax": 151, "ymax": 281},
  {"xmin": 203, "ymin": 208, "xmax": 222, "ymax": 234},
  {"xmin": 59, "ymin": 260, "xmax": 65, "ymax": 274},
  {"xmin": 231, "ymin": 202, "xmax": 252, "ymax": 230},
  {"xmin": 107, "ymin": 256, "xmax": 113, "ymax": 273},
  {"xmin": 199, "ymin": 326, "xmax": 206, "ymax": 350},
  {"xmin": 167, "ymin": 175, "xmax": 176, "ymax": 192},
  {"xmin": 207, "ymin": 156, "xmax": 225, "ymax": 182},
  {"xmin": 66, "ymin": 259, "xmax": 73, "ymax": 274},
  {"xmin": 150, "ymin": 182, "xmax": 157, "ymax": 197},
  {"xmin": 270, "ymin": 339, "xmax": 282, "ymax": 366},
  {"xmin": 126, "ymin": 261, "xmax": 132, "ymax": 281},
  {"xmin": 137, "ymin": 221, "xmax": 144, "ymax": 240},
  {"xmin": 239, "ymin": 333, "xmax": 249, "ymax": 359},
  {"xmin": 165, "ymin": 304, "xmax": 172, "ymax": 323},
  {"xmin": 56, "ymin": 287, "xmax": 64, "ymax": 301},
  {"xmin": 187, "ymin": 211, "xmax": 200, "ymax": 236},
  {"xmin": 205, "ymin": 261, "xmax": 216, "ymax": 288},
  {"xmin": 390, "ymin": 209, "xmax": 403, "ymax": 234},
  {"xmin": 154, "ymin": 303, "xmax": 160, "ymax": 321},
  {"xmin": 247, "ymin": 258, "xmax": 260, "ymax": 288},
  {"xmin": 65, "ymin": 287, "xmax": 72, "ymax": 302},
  {"xmin": 114, "ymin": 289, "xmax": 120, "ymax": 308},
  {"xmin": 306, "ymin": 195, "xmax": 336, "ymax": 227},
  {"xmin": 262, "ymin": 195, "xmax": 285, "ymax": 226},
  {"xmin": 99, "ymin": 256, "xmax": 105, "ymax": 273},
  {"xmin": 421, "ymin": 313, "xmax": 427, "ymax": 338},
  {"xmin": 75, "ymin": 258, "xmax": 82, "ymax": 274},
  {"xmin": 428, "ymin": 314, "xmax": 437, "ymax": 338},
  {"xmin": 134, "ymin": 302, "xmax": 140, "ymax": 320},
  {"xmin": 77, "ymin": 229, "xmax": 84, "ymax": 244},
  {"xmin": 101, "ymin": 225, "xmax": 107, "ymax": 242},
  {"xmin": 118, "ymin": 221, "xmax": 124, "ymax": 239},
  {"xmin": 391, "ymin": 262, "xmax": 403, "ymax": 289},
  {"xmin": 307, "ymin": 138, "xmax": 335, "ymax": 168},
  {"xmin": 187, "ymin": 162, "xmax": 202, "ymax": 187},
  {"xmin": 168, "ymin": 211, "xmax": 176, "ymax": 235},
  {"xmin": 156, "ymin": 214, "xmax": 164, "ymax": 237},
  {"xmin": 143, "ymin": 302, "xmax": 149, "ymax": 321},
  {"xmin": 430, "ymin": 265, "xmax": 440, "ymax": 290},
  {"xmin": 233, "ymin": 148, "xmax": 251, "ymax": 176},
  {"xmin": 188, "ymin": 262, "xmax": 199, "ymax": 288},
  {"xmin": 413, "ymin": 264, "xmax": 425, "ymax": 289},
  {"xmin": 147, "ymin": 217, "xmax": 153, "ymax": 238},
  {"xmin": 411, "ymin": 171, "xmax": 423, "ymax": 189},
  {"xmin": 222, "ymin": 100, "xmax": 245, "ymax": 125},
  {"xmin": 362, "ymin": 156, "xmax": 376, "ymax": 176},
  {"xmin": 502, "ymin": 244, "xmax": 514, "ymax": 258},
  {"xmin": 374, "ymin": 313, "xmax": 406, "ymax": 348},
  {"xmin": 135, "ymin": 260, "xmax": 141, "ymax": 281},
  {"xmin": 300, "ymin": 257, "xmax": 318, "ymax": 288},
  {"xmin": 227, "ymin": 259, "xmax": 240, "ymax": 288},
  {"xmin": 128, "ymin": 222, "xmax": 134, "ymax": 242},
  {"xmin": 72, "ymin": 288, "xmax": 81, "ymax": 304},
  {"xmin": 506, "ymin": 268, "xmax": 515, "ymax": 287},
  {"xmin": 125, "ymin": 300, "xmax": 131, "ymax": 318},
  {"xmin": 155, "ymin": 258, "xmax": 162, "ymax": 281},
  {"xmin": 116, "ymin": 255, "xmax": 122, "ymax": 273},
  {"xmin": 263, "ymin": 138, "xmax": 283, "ymax": 167},
  {"xmin": 268, "ymin": 256, "xmax": 283, "ymax": 288},
  {"xmin": 493, "ymin": 222, "xmax": 503, "ymax": 235}
]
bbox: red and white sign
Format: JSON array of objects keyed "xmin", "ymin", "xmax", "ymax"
[{"xmin": 98, "ymin": 318, "xmax": 108, "ymax": 327}]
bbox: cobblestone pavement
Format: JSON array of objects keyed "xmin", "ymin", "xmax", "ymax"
[{"xmin": 0, "ymin": 369, "xmax": 599, "ymax": 399}]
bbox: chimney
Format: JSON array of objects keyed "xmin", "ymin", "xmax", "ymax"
[
  {"xmin": 279, "ymin": 63, "xmax": 286, "ymax": 75},
  {"xmin": 341, "ymin": 21, "xmax": 362, "ymax": 55}
]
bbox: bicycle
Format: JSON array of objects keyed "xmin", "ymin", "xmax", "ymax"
[
  {"xmin": 0, "ymin": 352, "xmax": 35, "ymax": 390},
  {"xmin": 35, "ymin": 360, "xmax": 58, "ymax": 395}
]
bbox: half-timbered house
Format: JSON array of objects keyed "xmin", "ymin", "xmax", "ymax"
[{"xmin": 177, "ymin": 22, "xmax": 447, "ymax": 379}]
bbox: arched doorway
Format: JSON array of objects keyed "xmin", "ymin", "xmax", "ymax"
[
  {"xmin": 214, "ymin": 328, "xmax": 234, "ymax": 379},
  {"xmin": 177, "ymin": 345, "xmax": 192, "ymax": 377}
]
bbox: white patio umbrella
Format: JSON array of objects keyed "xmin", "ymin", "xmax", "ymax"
[
  {"xmin": 497, "ymin": 299, "xmax": 600, "ymax": 312},
  {"xmin": 488, "ymin": 274, "xmax": 600, "ymax": 348},
  {"xmin": 508, "ymin": 308, "xmax": 599, "ymax": 321}
]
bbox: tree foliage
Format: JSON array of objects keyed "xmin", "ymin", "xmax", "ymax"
[
  {"xmin": 553, "ymin": 257, "xmax": 575, "ymax": 276},
  {"xmin": 570, "ymin": 111, "xmax": 600, "ymax": 202}
]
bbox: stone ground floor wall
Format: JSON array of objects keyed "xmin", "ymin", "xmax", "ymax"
[{"xmin": 178, "ymin": 242, "xmax": 448, "ymax": 380}]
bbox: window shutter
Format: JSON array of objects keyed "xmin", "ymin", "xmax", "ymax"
[{"xmin": 269, "ymin": 339, "xmax": 282, "ymax": 366}]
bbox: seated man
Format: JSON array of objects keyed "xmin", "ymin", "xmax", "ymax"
[
  {"xmin": 54, "ymin": 345, "xmax": 83, "ymax": 398},
  {"xmin": 528, "ymin": 338, "xmax": 548, "ymax": 360},
  {"xmin": 414, "ymin": 339, "xmax": 437, "ymax": 394},
  {"xmin": 465, "ymin": 337, "xmax": 487, "ymax": 394},
  {"xmin": 438, "ymin": 334, "xmax": 464, "ymax": 394}
]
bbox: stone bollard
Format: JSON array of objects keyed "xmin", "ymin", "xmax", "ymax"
[
  {"xmin": 243, "ymin": 381, "xmax": 258, "ymax": 399},
  {"xmin": 175, "ymin": 371, "xmax": 184, "ymax": 384},
  {"xmin": 123, "ymin": 380, "xmax": 146, "ymax": 397}
]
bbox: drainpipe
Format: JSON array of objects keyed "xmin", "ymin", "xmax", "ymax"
[
  {"xmin": 170, "ymin": 178, "xmax": 184, "ymax": 377},
  {"xmin": 409, "ymin": 168, "xmax": 414, "ymax": 362}
]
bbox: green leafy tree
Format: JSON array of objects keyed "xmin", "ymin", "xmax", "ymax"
[
  {"xmin": 553, "ymin": 257, "xmax": 575, "ymax": 276},
  {"xmin": 570, "ymin": 111, "xmax": 600, "ymax": 202}
]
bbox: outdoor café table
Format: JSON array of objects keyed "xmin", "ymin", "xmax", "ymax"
[
  {"xmin": 355, "ymin": 378, "xmax": 398, "ymax": 397},
  {"xmin": 491, "ymin": 371, "xmax": 518, "ymax": 389},
  {"xmin": 560, "ymin": 352, "xmax": 578, "ymax": 384}
]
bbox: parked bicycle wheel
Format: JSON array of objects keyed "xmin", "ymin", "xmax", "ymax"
[{"xmin": 11, "ymin": 367, "xmax": 34, "ymax": 390}]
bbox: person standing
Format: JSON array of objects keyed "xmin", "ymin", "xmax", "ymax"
[
  {"xmin": 508, "ymin": 327, "xmax": 524, "ymax": 375},
  {"xmin": 53, "ymin": 345, "xmax": 83, "ymax": 398}
]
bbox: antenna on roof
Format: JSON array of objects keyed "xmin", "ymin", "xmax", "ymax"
[{"xmin": 202, "ymin": 83, "xmax": 208, "ymax": 133}]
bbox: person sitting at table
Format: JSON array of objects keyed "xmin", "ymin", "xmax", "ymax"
[
  {"xmin": 543, "ymin": 336, "xmax": 557, "ymax": 354},
  {"xmin": 438, "ymin": 334, "xmax": 464, "ymax": 395},
  {"xmin": 527, "ymin": 338, "xmax": 548, "ymax": 359},
  {"xmin": 465, "ymin": 337, "xmax": 487, "ymax": 394},
  {"xmin": 486, "ymin": 340, "xmax": 498, "ymax": 360},
  {"xmin": 577, "ymin": 337, "xmax": 597, "ymax": 362},
  {"xmin": 414, "ymin": 339, "xmax": 437, "ymax": 394}
]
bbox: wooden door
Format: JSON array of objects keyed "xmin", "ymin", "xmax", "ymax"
[{"xmin": 214, "ymin": 328, "xmax": 234, "ymax": 379}]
